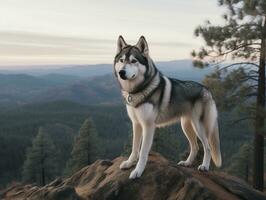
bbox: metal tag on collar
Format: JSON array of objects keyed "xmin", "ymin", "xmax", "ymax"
[{"xmin": 127, "ymin": 95, "xmax": 133, "ymax": 103}]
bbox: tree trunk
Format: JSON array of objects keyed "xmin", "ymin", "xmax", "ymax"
[
  {"xmin": 245, "ymin": 163, "xmax": 249, "ymax": 183},
  {"xmin": 253, "ymin": 16, "xmax": 266, "ymax": 191},
  {"xmin": 41, "ymin": 166, "xmax": 46, "ymax": 186},
  {"xmin": 87, "ymin": 142, "xmax": 90, "ymax": 165}
]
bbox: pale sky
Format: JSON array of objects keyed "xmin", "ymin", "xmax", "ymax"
[{"xmin": 0, "ymin": 0, "xmax": 224, "ymax": 69}]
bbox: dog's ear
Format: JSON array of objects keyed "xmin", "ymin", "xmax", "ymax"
[
  {"xmin": 136, "ymin": 36, "xmax": 149, "ymax": 55},
  {"xmin": 117, "ymin": 35, "xmax": 127, "ymax": 54}
]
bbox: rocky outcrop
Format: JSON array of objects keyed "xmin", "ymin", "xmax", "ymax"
[{"xmin": 1, "ymin": 153, "xmax": 265, "ymax": 200}]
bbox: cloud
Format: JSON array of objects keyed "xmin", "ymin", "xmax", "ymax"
[
  {"xmin": 0, "ymin": 0, "xmax": 224, "ymax": 67},
  {"xmin": 0, "ymin": 31, "xmax": 195, "ymax": 66},
  {"xmin": 0, "ymin": 31, "xmax": 114, "ymax": 62}
]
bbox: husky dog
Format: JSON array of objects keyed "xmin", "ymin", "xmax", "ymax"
[{"xmin": 114, "ymin": 36, "xmax": 222, "ymax": 179}]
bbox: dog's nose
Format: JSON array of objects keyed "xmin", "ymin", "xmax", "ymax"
[{"xmin": 119, "ymin": 70, "xmax": 127, "ymax": 80}]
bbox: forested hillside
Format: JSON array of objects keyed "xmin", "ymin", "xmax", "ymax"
[
  {"xmin": 0, "ymin": 62, "xmax": 261, "ymax": 190},
  {"xmin": 0, "ymin": 100, "xmax": 254, "ymax": 187},
  {"xmin": 0, "ymin": 60, "xmax": 212, "ymax": 107}
]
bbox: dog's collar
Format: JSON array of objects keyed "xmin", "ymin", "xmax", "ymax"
[{"xmin": 122, "ymin": 72, "xmax": 160, "ymax": 107}]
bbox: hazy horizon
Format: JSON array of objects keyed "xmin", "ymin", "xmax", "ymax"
[
  {"xmin": 0, "ymin": 59, "xmax": 194, "ymax": 71},
  {"xmin": 0, "ymin": 0, "xmax": 224, "ymax": 69}
]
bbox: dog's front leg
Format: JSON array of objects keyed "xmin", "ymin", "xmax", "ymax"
[
  {"xmin": 120, "ymin": 122, "xmax": 142, "ymax": 169},
  {"xmin": 129, "ymin": 123, "xmax": 155, "ymax": 179}
]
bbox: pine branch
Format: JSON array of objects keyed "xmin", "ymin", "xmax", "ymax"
[
  {"xmin": 239, "ymin": 75, "xmax": 259, "ymax": 82},
  {"xmin": 245, "ymin": 92, "xmax": 258, "ymax": 97},
  {"xmin": 230, "ymin": 116, "xmax": 255, "ymax": 126},
  {"xmin": 249, "ymin": 69, "xmax": 259, "ymax": 74},
  {"xmin": 217, "ymin": 62, "xmax": 259, "ymax": 72},
  {"xmin": 217, "ymin": 43, "xmax": 260, "ymax": 56},
  {"xmin": 236, "ymin": 23, "xmax": 262, "ymax": 29},
  {"xmin": 245, "ymin": 84, "xmax": 258, "ymax": 89}
]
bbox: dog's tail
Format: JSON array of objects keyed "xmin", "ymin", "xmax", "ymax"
[{"xmin": 204, "ymin": 98, "xmax": 222, "ymax": 168}]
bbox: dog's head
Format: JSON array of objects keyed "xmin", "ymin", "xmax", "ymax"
[{"xmin": 114, "ymin": 36, "xmax": 152, "ymax": 92}]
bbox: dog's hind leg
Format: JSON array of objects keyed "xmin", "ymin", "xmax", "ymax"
[
  {"xmin": 120, "ymin": 122, "xmax": 142, "ymax": 169},
  {"xmin": 191, "ymin": 102, "xmax": 211, "ymax": 171},
  {"xmin": 178, "ymin": 117, "xmax": 199, "ymax": 167}
]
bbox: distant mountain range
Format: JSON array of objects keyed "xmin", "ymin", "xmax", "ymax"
[
  {"xmin": 0, "ymin": 74, "xmax": 120, "ymax": 107},
  {"xmin": 0, "ymin": 59, "xmax": 212, "ymax": 79},
  {"xmin": 0, "ymin": 60, "xmax": 213, "ymax": 107}
]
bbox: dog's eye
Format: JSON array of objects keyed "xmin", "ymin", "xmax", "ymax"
[
  {"xmin": 119, "ymin": 58, "xmax": 124, "ymax": 63},
  {"xmin": 131, "ymin": 59, "xmax": 137, "ymax": 64}
]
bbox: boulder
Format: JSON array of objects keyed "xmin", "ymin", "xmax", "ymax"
[{"xmin": 2, "ymin": 153, "xmax": 265, "ymax": 200}]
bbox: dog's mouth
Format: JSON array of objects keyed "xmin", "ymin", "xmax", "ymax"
[
  {"xmin": 119, "ymin": 74, "xmax": 136, "ymax": 80},
  {"xmin": 126, "ymin": 74, "xmax": 136, "ymax": 80},
  {"xmin": 120, "ymin": 75, "xmax": 127, "ymax": 80}
]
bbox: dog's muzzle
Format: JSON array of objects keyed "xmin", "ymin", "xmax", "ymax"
[{"xmin": 119, "ymin": 70, "xmax": 127, "ymax": 80}]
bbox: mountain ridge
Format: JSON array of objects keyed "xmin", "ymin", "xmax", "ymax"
[
  {"xmin": 0, "ymin": 60, "xmax": 212, "ymax": 78},
  {"xmin": 0, "ymin": 60, "xmax": 213, "ymax": 107}
]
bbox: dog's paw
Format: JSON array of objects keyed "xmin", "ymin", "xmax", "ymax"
[
  {"xmin": 177, "ymin": 160, "xmax": 192, "ymax": 167},
  {"xmin": 198, "ymin": 164, "xmax": 209, "ymax": 172},
  {"xmin": 129, "ymin": 168, "xmax": 143, "ymax": 179},
  {"xmin": 120, "ymin": 160, "xmax": 134, "ymax": 170}
]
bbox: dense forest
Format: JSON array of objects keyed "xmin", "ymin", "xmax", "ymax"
[
  {"xmin": 0, "ymin": 57, "xmax": 262, "ymax": 189},
  {"xmin": 0, "ymin": 88, "xmax": 257, "ymax": 188}
]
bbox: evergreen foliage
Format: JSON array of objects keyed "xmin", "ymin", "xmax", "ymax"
[
  {"xmin": 192, "ymin": 0, "xmax": 266, "ymax": 190},
  {"xmin": 123, "ymin": 126, "xmax": 180, "ymax": 162},
  {"xmin": 227, "ymin": 143, "xmax": 253, "ymax": 182},
  {"xmin": 152, "ymin": 127, "xmax": 179, "ymax": 162},
  {"xmin": 22, "ymin": 127, "xmax": 57, "ymax": 186},
  {"xmin": 64, "ymin": 118, "xmax": 99, "ymax": 175}
]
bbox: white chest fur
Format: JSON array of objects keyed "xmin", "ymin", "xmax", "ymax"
[{"xmin": 126, "ymin": 103, "xmax": 157, "ymax": 125}]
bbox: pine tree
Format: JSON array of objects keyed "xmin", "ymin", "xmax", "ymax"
[
  {"xmin": 121, "ymin": 128, "xmax": 133, "ymax": 157},
  {"xmin": 22, "ymin": 127, "xmax": 57, "ymax": 186},
  {"xmin": 227, "ymin": 143, "xmax": 253, "ymax": 182},
  {"xmin": 123, "ymin": 127, "xmax": 179, "ymax": 162},
  {"xmin": 192, "ymin": 0, "xmax": 266, "ymax": 190},
  {"xmin": 152, "ymin": 127, "xmax": 179, "ymax": 162},
  {"xmin": 64, "ymin": 118, "xmax": 99, "ymax": 175}
]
